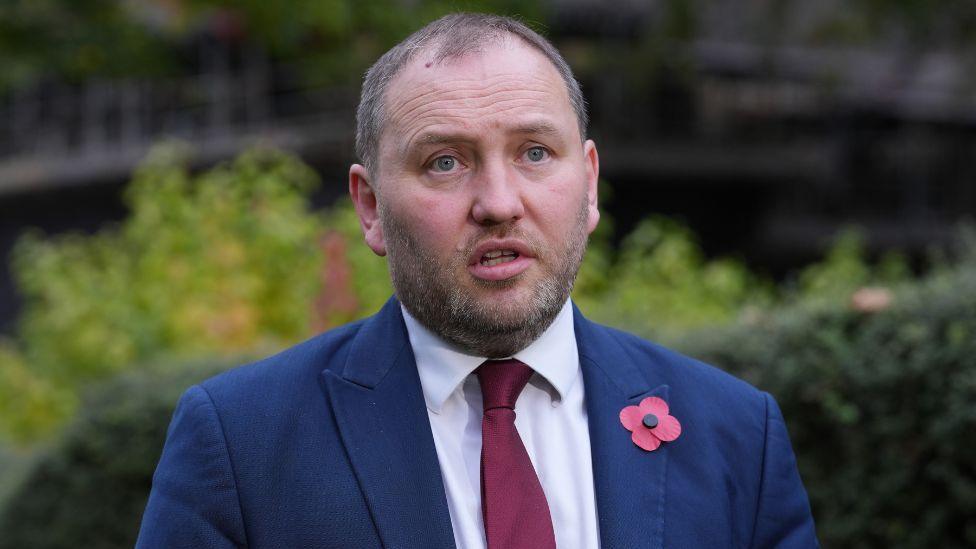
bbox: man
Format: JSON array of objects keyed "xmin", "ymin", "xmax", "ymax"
[{"xmin": 137, "ymin": 13, "xmax": 818, "ymax": 549}]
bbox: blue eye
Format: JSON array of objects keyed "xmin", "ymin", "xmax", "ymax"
[
  {"xmin": 525, "ymin": 146, "xmax": 548, "ymax": 162},
  {"xmin": 432, "ymin": 156, "xmax": 457, "ymax": 172}
]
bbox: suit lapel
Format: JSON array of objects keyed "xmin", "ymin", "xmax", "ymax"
[
  {"xmin": 320, "ymin": 298, "xmax": 456, "ymax": 549},
  {"xmin": 575, "ymin": 307, "xmax": 670, "ymax": 549}
]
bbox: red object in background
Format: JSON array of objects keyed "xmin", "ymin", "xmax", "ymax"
[{"xmin": 312, "ymin": 231, "xmax": 359, "ymax": 331}]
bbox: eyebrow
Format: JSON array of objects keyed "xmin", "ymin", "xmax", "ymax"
[
  {"xmin": 417, "ymin": 132, "xmax": 475, "ymax": 147},
  {"xmin": 404, "ymin": 120, "xmax": 564, "ymax": 156},
  {"xmin": 510, "ymin": 121, "xmax": 561, "ymax": 137},
  {"xmin": 399, "ymin": 132, "xmax": 474, "ymax": 159}
]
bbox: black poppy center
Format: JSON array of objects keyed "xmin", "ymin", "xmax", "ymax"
[{"xmin": 642, "ymin": 413, "xmax": 659, "ymax": 429}]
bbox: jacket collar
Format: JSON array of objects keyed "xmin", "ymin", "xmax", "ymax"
[
  {"xmin": 320, "ymin": 297, "xmax": 457, "ymax": 549},
  {"xmin": 574, "ymin": 304, "xmax": 670, "ymax": 549}
]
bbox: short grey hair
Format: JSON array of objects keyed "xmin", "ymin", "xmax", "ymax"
[{"xmin": 354, "ymin": 13, "xmax": 588, "ymax": 176}]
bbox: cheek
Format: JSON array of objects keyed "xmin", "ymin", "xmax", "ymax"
[
  {"xmin": 536, "ymin": 179, "xmax": 586, "ymax": 228},
  {"xmin": 393, "ymin": 193, "xmax": 470, "ymax": 251}
]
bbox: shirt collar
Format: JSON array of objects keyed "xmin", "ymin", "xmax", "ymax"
[{"xmin": 401, "ymin": 299, "xmax": 580, "ymax": 414}]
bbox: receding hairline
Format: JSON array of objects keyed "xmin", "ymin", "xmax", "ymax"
[
  {"xmin": 383, "ymin": 38, "xmax": 577, "ymax": 150},
  {"xmin": 381, "ymin": 34, "xmax": 573, "ymax": 129}
]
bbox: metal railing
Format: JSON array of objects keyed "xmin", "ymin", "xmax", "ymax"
[{"xmin": 0, "ymin": 47, "xmax": 357, "ymax": 196}]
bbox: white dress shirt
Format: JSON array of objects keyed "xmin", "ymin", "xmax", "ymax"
[{"xmin": 401, "ymin": 299, "xmax": 601, "ymax": 549}]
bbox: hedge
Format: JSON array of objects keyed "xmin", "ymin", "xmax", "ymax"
[
  {"xmin": 2, "ymin": 264, "xmax": 974, "ymax": 548},
  {"xmin": 678, "ymin": 262, "xmax": 976, "ymax": 548},
  {"xmin": 0, "ymin": 357, "xmax": 234, "ymax": 549}
]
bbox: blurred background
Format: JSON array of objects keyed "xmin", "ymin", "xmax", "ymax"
[{"xmin": 1, "ymin": 1, "xmax": 975, "ymax": 547}]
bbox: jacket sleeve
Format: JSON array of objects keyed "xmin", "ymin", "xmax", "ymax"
[
  {"xmin": 136, "ymin": 385, "xmax": 248, "ymax": 549},
  {"xmin": 750, "ymin": 392, "xmax": 820, "ymax": 549}
]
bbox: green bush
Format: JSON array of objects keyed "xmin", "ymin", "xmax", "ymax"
[
  {"xmin": 0, "ymin": 0, "xmax": 543, "ymax": 92},
  {"xmin": 0, "ymin": 145, "xmax": 391, "ymax": 443},
  {"xmin": 677, "ymin": 250, "xmax": 976, "ymax": 548},
  {"xmin": 574, "ymin": 215, "xmax": 774, "ymax": 339},
  {"xmin": 793, "ymin": 228, "xmax": 910, "ymax": 308},
  {"xmin": 0, "ymin": 356, "xmax": 236, "ymax": 549}
]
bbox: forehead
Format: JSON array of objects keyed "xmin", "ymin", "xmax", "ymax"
[{"xmin": 380, "ymin": 41, "xmax": 576, "ymax": 152}]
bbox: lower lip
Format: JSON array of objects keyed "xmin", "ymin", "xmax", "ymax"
[{"xmin": 468, "ymin": 255, "xmax": 533, "ymax": 281}]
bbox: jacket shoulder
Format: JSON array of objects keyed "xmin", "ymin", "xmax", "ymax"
[{"xmin": 198, "ymin": 319, "xmax": 365, "ymax": 409}]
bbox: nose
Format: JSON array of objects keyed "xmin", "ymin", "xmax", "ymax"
[{"xmin": 470, "ymin": 160, "xmax": 525, "ymax": 225}]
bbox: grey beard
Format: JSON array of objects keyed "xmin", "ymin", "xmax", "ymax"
[
  {"xmin": 403, "ymin": 252, "xmax": 574, "ymax": 358},
  {"xmin": 381, "ymin": 201, "xmax": 588, "ymax": 358}
]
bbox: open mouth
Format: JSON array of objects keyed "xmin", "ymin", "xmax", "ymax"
[
  {"xmin": 468, "ymin": 241, "xmax": 532, "ymax": 281},
  {"xmin": 480, "ymin": 250, "xmax": 519, "ymax": 266}
]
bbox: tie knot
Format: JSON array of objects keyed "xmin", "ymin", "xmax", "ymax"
[{"xmin": 476, "ymin": 359, "xmax": 535, "ymax": 411}]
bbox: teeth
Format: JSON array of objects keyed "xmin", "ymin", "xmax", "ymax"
[
  {"xmin": 482, "ymin": 255, "xmax": 516, "ymax": 266},
  {"xmin": 480, "ymin": 250, "xmax": 518, "ymax": 266},
  {"xmin": 483, "ymin": 249, "xmax": 515, "ymax": 259}
]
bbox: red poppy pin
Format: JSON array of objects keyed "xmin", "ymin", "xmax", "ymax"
[{"xmin": 620, "ymin": 396, "xmax": 682, "ymax": 451}]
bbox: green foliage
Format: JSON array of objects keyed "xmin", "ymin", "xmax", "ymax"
[
  {"xmin": 0, "ymin": 0, "xmax": 543, "ymax": 91},
  {"xmin": 794, "ymin": 228, "xmax": 910, "ymax": 307},
  {"xmin": 677, "ymin": 250, "xmax": 976, "ymax": 548},
  {"xmin": 0, "ymin": 439, "xmax": 34, "ymax": 517},
  {"xmin": 5, "ymin": 0, "xmax": 976, "ymax": 95},
  {"xmin": 13, "ymin": 146, "xmax": 323, "ymax": 373},
  {"xmin": 179, "ymin": 0, "xmax": 544, "ymax": 88},
  {"xmin": 0, "ymin": 0, "xmax": 177, "ymax": 89},
  {"xmin": 0, "ymin": 338, "xmax": 75, "ymax": 448},
  {"xmin": 575, "ymin": 221, "xmax": 913, "ymax": 342},
  {"xmin": 0, "ymin": 146, "xmax": 390, "ymax": 443},
  {"xmin": 575, "ymin": 216, "xmax": 773, "ymax": 339},
  {"xmin": 0, "ymin": 356, "xmax": 234, "ymax": 549}
]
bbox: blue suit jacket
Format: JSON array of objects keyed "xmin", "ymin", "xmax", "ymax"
[{"xmin": 137, "ymin": 298, "xmax": 818, "ymax": 548}]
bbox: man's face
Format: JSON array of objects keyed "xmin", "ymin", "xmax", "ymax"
[{"xmin": 350, "ymin": 39, "xmax": 599, "ymax": 357}]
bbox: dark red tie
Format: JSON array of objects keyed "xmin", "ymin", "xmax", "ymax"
[{"xmin": 476, "ymin": 359, "xmax": 557, "ymax": 549}]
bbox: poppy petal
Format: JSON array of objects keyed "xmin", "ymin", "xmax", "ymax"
[
  {"xmin": 620, "ymin": 405, "xmax": 644, "ymax": 431},
  {"xmin": 631, "ymin": 427, "xmax": 662, "ymax": 452},
  {"xmin": 638, "ymin": 396, "xmax": 670, "ymax": 417},
  {"xmin": 651, "ymin": 414, "xmax": 682, "ymax": 442}
]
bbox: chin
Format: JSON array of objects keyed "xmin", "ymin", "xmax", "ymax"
[
  {"xmin": 463, "ymin": 284, "xmax": 561, "ymax": 327},
  {"xmin": 466, "ymin": 269, "xmax": 532, "ymax": 291}
]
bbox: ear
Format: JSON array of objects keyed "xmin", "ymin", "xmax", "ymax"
[
  {"xmin": 349, "ymin": 164, "xmax": 387, "ymax": 256},
  {"xmin": 582, "ymin": 139, "xmax": 601, "ymax": 235}
]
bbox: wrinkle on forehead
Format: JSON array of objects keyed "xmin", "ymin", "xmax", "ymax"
[
  {"xmin": 401, "ymin": 100, "xmax": 555, "ymax": 151},
  {"xmin": 386, "ymin": 74, "xmax": 571, "ymax": 158},
  {"xmin": 416, "ymin": 120, "xmax": 561, "ymax": 146},
  {"xmin": 387, "ymin": 73, "xmax": 555, "ymax": 126}
]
